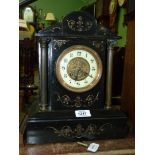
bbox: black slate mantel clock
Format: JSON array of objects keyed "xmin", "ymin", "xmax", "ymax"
[{"xmin": 25, "ymin": 11, "xmax": 128, "ymax": 144}]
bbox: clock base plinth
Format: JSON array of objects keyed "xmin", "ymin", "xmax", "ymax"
[{"xmin": 25, "ymin": 109, "xmax": 128, "ymax": 144}]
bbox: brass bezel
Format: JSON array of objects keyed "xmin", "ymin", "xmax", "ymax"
[{"xmin": 55, "ymin": 45, "xmax": 103, "ymax": 93}]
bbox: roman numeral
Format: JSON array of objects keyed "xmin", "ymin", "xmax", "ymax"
[{"xmin": 77, "ymin": 51, "xmax": 81, "ymax": 56}]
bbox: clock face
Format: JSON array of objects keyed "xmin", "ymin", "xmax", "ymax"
[
  {"xmin": 23, "ymin": 6, "xmax": 34, "ymax": 23},
  {"xmin": 56, "ymin": 45, "xmax": 103, "ymax": 93}
]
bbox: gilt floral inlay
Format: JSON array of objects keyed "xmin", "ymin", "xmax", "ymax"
[
  {"xmin": 45, "ymin": 123, "xmax": 113, "ymax": 138},
  {"xmin": 56, "ymin": 92, "xmax": 99, "ymax": 108},
  {"xmin": 52, "ymin": 40, "xmax": 69, "ymax": 49},
  {"xmin": 67, "ymin": 16, "xmax": 93, "ymax": 32}
]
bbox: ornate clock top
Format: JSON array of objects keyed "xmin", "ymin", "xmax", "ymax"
[
  {"xmin": 36, "ymin": 11, "xmax": 121, "ymax": 42},
  {"xmin": 62, "ymin": 11, "xmax": 98, "ymax": 35}
]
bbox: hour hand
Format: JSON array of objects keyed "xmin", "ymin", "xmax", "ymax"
[{"xmin": 82, "ymin": 71, "xmax": 93, "ymax": 78}]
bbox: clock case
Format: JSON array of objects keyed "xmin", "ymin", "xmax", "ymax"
[
  {"xmin": 48, "ymin": 36, "xmax": 106, "ymax": 110},
  {"xmin": 25, "ymin": 11, "xmax": 128, "ymax": 144}
]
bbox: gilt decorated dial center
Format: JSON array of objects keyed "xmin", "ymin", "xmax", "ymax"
[{"xmin": 56, "ymin": 45, "xmax": 103, "ymax": 93}]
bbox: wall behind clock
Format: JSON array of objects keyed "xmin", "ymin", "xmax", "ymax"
[
  {"xmin": 117, "ymin": 8, "xmax": 127, "ymax": 47},
  {"xmin": 31, "ymin": 0, "xmax": 95, "ymax": 22},
  {"xmin": 19, "ymin": 0, "xmax": 127, "ymax": 47}
]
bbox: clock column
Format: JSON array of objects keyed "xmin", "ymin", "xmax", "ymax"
[
  {"xmin": 38, "ymin": 38, "xmax": 49, "ymax": 111},
  {"xmin": 105, "ymin": 39, "xmax": 117, "ymax": 109}
]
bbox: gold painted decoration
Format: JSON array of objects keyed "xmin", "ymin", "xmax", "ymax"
[
  {"xmin": 67, "ymin": 16, "xmax": 93, "ymax": 32},
  {"xmin": 56, "ymin": 92, "xmax": 99, "ymax": 107},
  {"xmin": 45, "ymin": 123, "xmax": 113, "ymax": 138},
  {"xmin": 52, "ymin": 40, "xmax": 69, "ymax": 49}
]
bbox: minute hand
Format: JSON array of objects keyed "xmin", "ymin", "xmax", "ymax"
[{"xmin": 82, "ymin": 71, "xmax": 93, "ymax": 78}]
